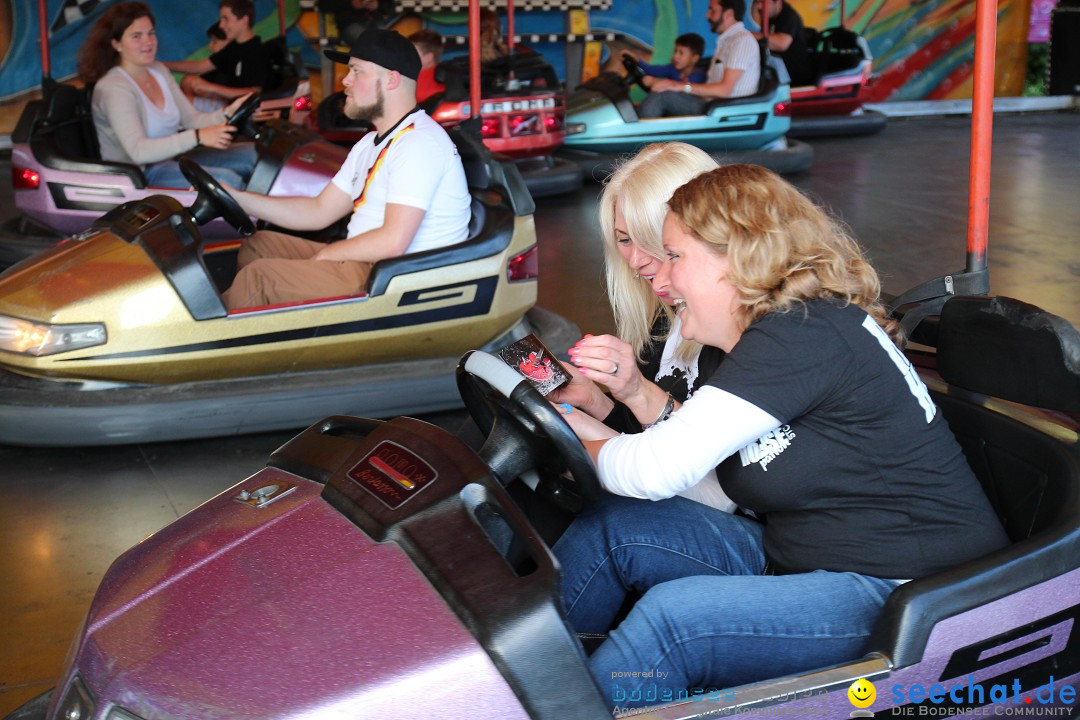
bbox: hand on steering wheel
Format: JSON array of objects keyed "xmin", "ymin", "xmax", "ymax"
[
  {"xmin": 225, "ymin": 92, "xmax": 262, "ymax": 139},
  {"xmin": 179, "ymin": 156, "xmax": 254, "ymax": 235},
  {"xmin": 457, "ymin": 350, "xmax": 602, "ymax": 513},
  {"xmin": 621, "ymin": 53, "xmax": 650, "ymax": 91}
]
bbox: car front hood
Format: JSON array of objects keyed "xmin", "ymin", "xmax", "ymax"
[{"xmin": 68, "ymin": 467, "xmax": 527, "ymax": 719}]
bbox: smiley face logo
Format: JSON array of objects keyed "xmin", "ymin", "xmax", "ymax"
[{"xmin": 848, "ymin": 678, "xmax": 876, "ymax": 708}]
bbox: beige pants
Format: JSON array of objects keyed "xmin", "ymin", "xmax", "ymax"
[{"xmin": 222, "ymin": 230, "xmax": 372, "ymax": 310}]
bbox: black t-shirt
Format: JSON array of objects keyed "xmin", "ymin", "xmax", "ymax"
[
  {"xmin": 209, "ymin": 36, "xmax": 273, "ymax": 90},
  {"xmin": 709, "ymin": 300, "xmax": 1008, "ymax": 578},
  {"xmin": 771, "ymin": 3, "xmax": 813, "ymax": 86}
]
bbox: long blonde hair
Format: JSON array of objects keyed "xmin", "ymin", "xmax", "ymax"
[
  {"xmin": 666, "ymin": 164, "xmax": 902, "ymax": 345},
  {"xmin": 600, "ymin": 143, "xmax": 718, "ymax": 361}
]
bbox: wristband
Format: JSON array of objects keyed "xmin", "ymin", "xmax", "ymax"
[
  {"xmin": 195, "ymin": 128, "xmax": 201, "ymax": 145},
  {"xmin": 643, "ymin": 393, "xmax": 676, "ymax": 428}
]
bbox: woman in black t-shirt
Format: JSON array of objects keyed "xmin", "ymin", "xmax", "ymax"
[{"xmin": 554, "ymin": 164, "xmax": 1008, "ymax": 711}]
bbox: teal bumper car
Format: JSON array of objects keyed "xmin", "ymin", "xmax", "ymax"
[{"xmin": 557, "ymin": 45, "xmax": 813, "ymax": 179}]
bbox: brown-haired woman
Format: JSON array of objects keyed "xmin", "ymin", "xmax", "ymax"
[
  {"xmin": 554, "ymin": 164, "xmax": 1008, "ymax": 711},
  {"xmin": 77, "ymin": 1, "xmax": 255, "ymax": 188}
]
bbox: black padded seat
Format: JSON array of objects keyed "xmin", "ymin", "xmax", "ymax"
[
  {"xmin": 30, "ymin": 81, "xmax": 147, "ymax": 186},
  {"xmin": 808, "ymin": 27, "xmax": 866, "ymax": 82},
  {"xmin": 261, "ymin": 36, "xmax": 301, "ymax": 101},
  {"xmin": 869, "ymin": 296, "xmax": 1080, "ymax": 668}
]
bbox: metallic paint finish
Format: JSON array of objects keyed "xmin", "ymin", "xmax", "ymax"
[
  {"xmin": 0, "ymin": 209, "xmax": 538, "ymax": 384},
  {"xmin": 60, "ymin": 469, "xmax": 529, "ymax": 720}
]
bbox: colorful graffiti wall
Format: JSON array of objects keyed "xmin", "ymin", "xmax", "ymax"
[{"xmin": 0, "ymin": 0, "xmax": 1034, "ymax": 127}]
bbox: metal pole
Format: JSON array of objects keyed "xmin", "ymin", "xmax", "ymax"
[
  {"xmin": 966, "ymin": 0, "xmax": 997, "ymax": 273},
  {"xmin": 506, "ymin": 0, "xmax": 515, "ymax": 53},
  {"xmin": 469, "ymin": 0, "xmax": 480, "ymax": 118},
  {"xmin": 38, "ymin": 0, "xmax": 49, "ymax": 79},
  {"xmin": 278, "ymin": 0, "xmax": 286, "ymax": 36}
]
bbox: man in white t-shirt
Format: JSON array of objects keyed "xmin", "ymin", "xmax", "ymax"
[
  {"xmin": 638, "ymin": 0, "xmax": 761, "ymax": 118},
  {"xmin": 221, "ymin": 27, "xmax": 470, "ymax": 310}
]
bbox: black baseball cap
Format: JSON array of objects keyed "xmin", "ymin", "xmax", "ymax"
[{"xmin": 324, "ymin": 27, "xmax": 422, "ymax": 81}]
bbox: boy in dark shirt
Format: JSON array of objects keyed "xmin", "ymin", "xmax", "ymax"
[
  {"xmin": 620, "ymin": 33, "xmax": 707, "ymax": 86},
  {"xmin": 166, "ymin": 0, "xmax": 273, "ymax": 111}
]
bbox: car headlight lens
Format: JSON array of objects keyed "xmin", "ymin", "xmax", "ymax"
[
  {"xmin": 0, "ymin": 314, "xmax": 106, "ymax": 356},
  {"xmin": 52, "ymin": 675, "xmax": 94, "ymax": 720},
  {"xmin": 565, "ymin": 122, "xmax": 586, "ymax": 135}
]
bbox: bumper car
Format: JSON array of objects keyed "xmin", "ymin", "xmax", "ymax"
[
  {"xmin": 2, "ymin": 83, "xmax": 344, "ymax": 268},
  {"xmin": 786, "ymin": 27, "xmax": 887, "ymax": 138},
  {"xmin": 4, "ymin": 292, "xmax": 1079, "ymax": 720},
  {"xmin": 310, "ymin": 49, "xmax": 584, "ymax": 199},
  {"xmin": 556, "ymin": 44, "xmax": 814, "ymax": 179},
  {"xmin": 0, "ymin": 120, "xmax": 580, "ymax": 447}
]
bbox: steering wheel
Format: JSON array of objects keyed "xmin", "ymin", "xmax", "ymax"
[
  {"xmin": 621, "ymin": 53, "xmax": 650, "ymax": 92},
  {"xmin": 225, "ymin": 92, "xmax": 262, "ymax": 138},
  {"xmin": 179, "ymin": 156, "xmax": 254, "ymax": 235},
  {"xmin": 457, "ymin": 350, "xmax": 602, "ymax": 513}
]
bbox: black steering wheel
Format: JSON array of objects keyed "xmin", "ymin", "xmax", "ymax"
[
  {"xmin": 621, "ymin": 53, "xmax": 650, "ymax": 91},
  {"xmin": 456, "ymin": 350, "xmax": 602, "ymax": 513},
  {"xmin": 225, "ymin": 92, "xmax": 262, "ymax": 138},
  {"xmin": 179, "ymin": 156, "xmax": 254, "ymax": 235}
]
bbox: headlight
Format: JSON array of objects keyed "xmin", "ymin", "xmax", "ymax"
[
  {"xmin": 0, "ymin": 314, "xmax": 106, "ymax": 356},
  {"xmin": 565, "ymin": 122, "xmax": 586, "ymax": 135},
  {"xmin": 52, "ymin": 675, "xmax": 94, "ymax": 720}
]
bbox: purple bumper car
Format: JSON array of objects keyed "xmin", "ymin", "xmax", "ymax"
[{"xmin": 5, "ymin": 295, "xmax": 1079, "ymax": 720}]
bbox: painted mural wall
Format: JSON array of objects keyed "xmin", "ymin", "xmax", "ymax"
[{"xmin": 0, "ymin": 0, "xmax": 1034, "ymax": 121}]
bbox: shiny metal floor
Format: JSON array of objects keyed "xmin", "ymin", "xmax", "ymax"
[{"xmin": 2, "ymin": 111, "xmax": 1079, "ymax": 715}]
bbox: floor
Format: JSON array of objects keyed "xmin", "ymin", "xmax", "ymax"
[{"xmin": 1, "ymin": 111, "xmax": 1078, "ymax": 716}]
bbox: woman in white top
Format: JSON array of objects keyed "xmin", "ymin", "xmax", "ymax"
[{"xmin": 77, "ymin": 2, "xmax": 256, "ymax": 189}]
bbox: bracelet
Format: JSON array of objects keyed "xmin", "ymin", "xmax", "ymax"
[
  {"xmin": 642, "ymin": 393, "xmax": 676, "ymax": 428},
  {"xmin": 195, "ymin": 128, "xmax": 201, "ymax": 145}
]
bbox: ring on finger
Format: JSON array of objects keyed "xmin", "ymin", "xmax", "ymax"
[{"xmin": 610, "ymin": 362, "xmax": 619, "ymax": 375}]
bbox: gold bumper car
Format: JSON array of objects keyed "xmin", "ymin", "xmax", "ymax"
[{"xmin": 0, "ymin": 123, "xmax": 579, "ymax": 446}]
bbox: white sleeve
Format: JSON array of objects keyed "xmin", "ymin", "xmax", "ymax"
[
  {"xmin": 676, "ymin": 468, "xmax": 738, "ymax": 513},
  {"xmin": 597, "ymin": 385, "xmax": 780, "ymax": 501}
]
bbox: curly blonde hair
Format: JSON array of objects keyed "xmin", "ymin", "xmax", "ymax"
[
  {"xmin": 666, "ymin": 164, "xmax": 902, "ymax": 346},
  {"xmin": 600, "ymin": 143, "xmax": 717, "ymax": 361}
]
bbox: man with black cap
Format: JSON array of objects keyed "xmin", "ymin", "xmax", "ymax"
[{"xmin": 221, "ymin": 27, "xmax": 470, "ymax": 310}]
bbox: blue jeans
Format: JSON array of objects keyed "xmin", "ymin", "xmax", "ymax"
[
  {"xmin": 144, "ymin": 142, "xmax": 257, "ymax": 190},
  {"xmin": 638, "ymin": 90, "xmax": 707, "ymax": 118},
  {"xmin": 553, "ymin": 494, "xmax": 901, "ymax": 710}
]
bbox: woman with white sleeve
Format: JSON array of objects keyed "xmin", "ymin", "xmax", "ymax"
[
  {"xmin": 77, "ymin": 2, "xmax": 256, "ymax": 190},
  {"xmin": 555, "ymin": 163, "xmax": 1009, "ymax": 711}
]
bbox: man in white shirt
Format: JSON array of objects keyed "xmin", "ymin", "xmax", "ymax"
[
  {"xmin": 638, "ymin": 0, "xmax": 761, "ymax": 118},
  {"xmin": 221, "ymin": 27, "xmax": 470, "ymax": 310}
]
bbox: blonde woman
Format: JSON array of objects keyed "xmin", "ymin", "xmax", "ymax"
[
  {"xmin": 555, "ymin": 164, "xmax": 1008, "ymax": 710},
  {"xmin": 551, "ymin": 143, "xmax": 731, "ymax": 510}
]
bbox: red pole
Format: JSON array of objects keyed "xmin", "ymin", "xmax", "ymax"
[
  {"xmin": 38, "ymin": 0, "xmax": 49, "ymax": 79},
  {"xmin": 469, "ymin": 0, "xmax": 480, "ymax": 119},
  {"xmin": 966, "ymin": 0, "xmax": 996, "ymax": 272},
  {"xmin": 506, "ymin": 0, "xmax": 515, "ymax": 53},
  {"xmin": 278, "ymin": 0, "xmax": 286, "ymax": 36},
  {"xmin": 762, "ymin": 0, "xmax": 770, "ymax": 36},
  {"xmin": 839, "ymin": 0, "xmax": 846, "ymax": 28}
]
